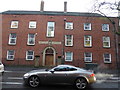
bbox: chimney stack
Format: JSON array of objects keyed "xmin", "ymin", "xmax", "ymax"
[
  {"xmin": 64, "ymin": 1, "xmax": 67, "ymax": 13},
  {"xmin": 40, "ymin": 0, "xmax": 44, "ymax": 12}
]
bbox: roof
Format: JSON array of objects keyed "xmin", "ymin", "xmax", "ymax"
[{"xmin": 2, "ymin": 10, "xmax": 103, "ymax": 17}]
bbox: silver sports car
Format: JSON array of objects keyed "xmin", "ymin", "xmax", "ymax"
[{"xmin": 23, "ymin": 65, "xmax": 96, "ymax": 89}]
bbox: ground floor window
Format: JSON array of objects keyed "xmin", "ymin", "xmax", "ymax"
[
  {"xmin": 84, "ymin": 52, "xmax": 92, "ymax": 62},
  {"xmin": 26, "ymin": 50, "xmax": 34, "ymax": 60},
  {"xmin": 103, "ymin": 53, "xmax": 111, "ymax": 63},
  {"xmin": 7, "ymin": 50, "xmax": 15, "ymax": 60},
  {"xmin": 65, "ymin": 52, "xmax": 73, "ymax": 61}
]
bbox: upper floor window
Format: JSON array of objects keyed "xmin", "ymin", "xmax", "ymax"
[
  {"xmin": 27, "ymin": 34, "xmax": 35, "ymax": 45},
  {"xmin": 103, "ymin": 36, "xmax": 110, "ymax": 48},
  {"xmin": 84, "ymin": 52, "xmax": 92, "ymax": 62},
  {"xmin": 26, "ymin": 50, "xmax": 34, "ymax": 60},
  {"xmin": 11, "ymin": 21, "xmax": 19, "ymax": 28},
  {"xmin": 29, "ymin": 21, "xmax": 37, "ymax": 28},
  {"xmin": 65, "ymin": 52, "xmax": 73, "ymax": 61},
  {"xmin": 8, "ymin": 33, "xmax": 17, "ymax": 45},
  {"xmin": 102, "ymin": 24, "xmax": 109, "ymax": 31},
  {"xmin": 47, "ymin": 22, "xmax": 55, "ymax": 37},
  {"xmin": 103, "ymin": 53, "xmax": 111, "ymax": 63},
  {"xmin": 65, "ymin": 35, "xmax": 73, "ymax": 46},
  {"xmin": 84, "ymin": 23, "xmax": 91, "ymax": 30},
  {"xmin": 7, "ymin": 50, "xmax": 15, "ymax": 60},
  {"xmin": 84, "ymin": 35, "xmax": 92, "ymax": 47},
  {"xmin": 65, "ymin": 22, "xmax": 73, "ymax": 30}
]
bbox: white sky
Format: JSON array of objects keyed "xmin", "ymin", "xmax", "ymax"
[{"xmin": 0, "ymin": 0, "xmax": 119, "ymax": 16}]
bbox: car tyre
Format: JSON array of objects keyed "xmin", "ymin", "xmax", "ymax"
[
  {"xmin": 75, "ymin": 78, "xmax": 88, "ymax": 90},
  {"xmin": 28, "ymin": 76, "xmax": 40, "ymax": 88}
]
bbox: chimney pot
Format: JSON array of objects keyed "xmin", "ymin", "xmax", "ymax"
[
  {"xmin": 64, "ymin": 1, "xmax": 67, "ymax": 13},
  {"xmin": 40, "ymin": 0, "xmax": 44, "ymax": 12}
]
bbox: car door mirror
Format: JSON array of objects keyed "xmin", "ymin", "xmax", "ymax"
[
  {"xmin": 50, "ymin": 70, "xmax": 55, "ymax": 73},
  {"xmin": 45, "ymin": 69, "xmax": 49, "ymax": 71}
]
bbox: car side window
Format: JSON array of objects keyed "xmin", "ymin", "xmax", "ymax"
[
  {"xmin": 69, "ymin": 67, "xmax": 77, "ymax": 71},
  {"xmin": 54, "ymin": 67, "xmax": 68, "ymax": 71},
  {"xmin": 54, "ymin": 66, "xmax": 77, "ymax": 71}
]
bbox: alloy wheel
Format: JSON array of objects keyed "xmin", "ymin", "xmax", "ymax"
[
  {"xmin": 29, "ymin": 76, "xmax": 40, "ymax": 88},
  {"xmin": 75, "ymin": 78, "xmax": 87, "ymax": 89}
]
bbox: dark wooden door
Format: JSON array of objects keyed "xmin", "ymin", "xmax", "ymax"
[{"xmin": 45, "ymin": 54, "xmax": 54, "ymax": 66}]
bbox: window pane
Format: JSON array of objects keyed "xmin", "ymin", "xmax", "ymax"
[
  {"xmin": 84, "ymin": 35, "xmax": 92, "ymax": 47},
  {"xmin": 11, "ymin": 21, "xmax": 18, "ymax": 28},
  {"xmin": 104, "ymin": 54, "xmax": 111, "ymax": 63},
  {"xmin": 27, "ymin": 56, "xmax": 33, "ymax": 59},
  {"xmin": 65, "ymin": 52, "xmax": 73, "ymax": 61},
  {"xmin": 11, "ymin": 33, "xmax": 16, "ymax": 38},
  {"xmin": 84, "ymin": 52, "xmax": 92, "ymax": 62},
  {"xmin": 47, "ymin": 22, "xmax": 55, "ymax": 37},
  {"xmin": 26, "ymin": 51, "xmax": 34, "ymax": 60},
  {"xmin": 8, "ymin": 50, "xmax": 14, "ymax": 55},
  {"xmin": 103, "ymin": 37, "xmax": 110, "ymax": 47},
  {"xmin": 84, "ymin": 23, "xmax": 91, "ymax": 30},
  {"xmin": 28, "ymin": 51, "xmax": 33, "ymax": 55},
  {"xmin": 65, "ymin": 22, "xmax": 73, "ymax": 29},
  {"xmin": 102, "ymin": 24, "xmax": 109, "ymax": 31},
  {"xmin": 65, "ymin": 35, "xmax": 73, "ymax": 46},
  {"xmin": 29, "ymin": 21, "xmax": 36, "ymax": 28},
  {"xmin": 7, "ymin": 50, "xmax": 14, "ymax": 60},
  {"xmin": 28, "ymin": 34, "xmax": 35, "ymax": 45},
  {"xmin": 9, "ymin": 33, "xmax": 17, "ymax": 45}
]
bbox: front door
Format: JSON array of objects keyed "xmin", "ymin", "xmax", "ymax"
[
  {"xmin": 45, "ymin": 48, "xmax": 54, "ymax": 66},
  {"xmin": 45, "ymin": 54, "xmax": 53, "ymax": 66}
]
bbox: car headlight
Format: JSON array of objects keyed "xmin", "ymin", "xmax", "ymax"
[{"xmin": 24, "ymin": 73, "xmax": 30, "ymax": 78}]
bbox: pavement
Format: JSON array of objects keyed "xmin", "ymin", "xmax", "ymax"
[{"xmin": 4, "ymin": 65, "xmax": 120, "ymax": 82}]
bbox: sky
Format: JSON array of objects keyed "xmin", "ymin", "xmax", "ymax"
[{"xmin": 0, "ymin": 0, "xmax": 119, "ymax": 16}]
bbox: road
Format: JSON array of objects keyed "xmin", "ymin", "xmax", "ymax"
[{"xmin": 0, "ymin": 69, "xmax": 120, "ymax": 90}]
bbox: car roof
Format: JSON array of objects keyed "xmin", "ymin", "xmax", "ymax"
[{"xmin": 57, "ymin": 65, "xmax": 76, "ymax": 68}]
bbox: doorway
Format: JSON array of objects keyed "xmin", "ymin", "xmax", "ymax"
[
  {"xmin": 43, "ymin": 47, "xmax": 56, "ymax": 66},
  {"xmin": 45, "ymin": 48, "xmax": 54, "ymax": 66}
]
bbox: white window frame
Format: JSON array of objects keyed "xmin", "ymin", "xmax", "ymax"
[
  {"xmin": 8, "ymin": 33, "xmax": 17, "ymax": 45},
  {"xmin": 29, "ymin": 21, "xmax": 37, "ymax": 29},
  {"xmin": 11, "ymin": 21, "xmax": 19, "ymax": 28},
  {"xmin": 26, "ymin": 50, "xmax": 34, "ymax": 60},
  {"xmin": 65, "ymin": 52, "xmax": 73, "ymax": 61},
  {"xmin": 27, "ymin": 34, "xmax": 35, "ymax": 45},
  {"xmin": 7, "ymin": 50, "xmax": 15, "ymax": 60},
  {"xmin": 102, "ymin": 24, "xmax": 109, "ymax": 31},
  {"xmin": 103, "ymin": 53, "xmax": 111, "ymax": 63},
  {"xmin": 65, "ymin": 22, "xmax": 73, "ymax": 30},
  {"xmin": 84, "ymin": 52, "xmax": 92, "ymax": 62},
  {"xmin": 65, "ymin": 35, "xmax": 73, "ymax": 46},
  {"xmin": 103, "ymin": 36, "xmax": 110, "ymax": 48},
  {"xmin": 84, "ymin": 35, "xmax": 92, "ymax": 47},
  {"xmin": 84, "ymin": 23, "xmax": 91, "ymax": 30},
  {"xmin": 47, "ymin": 22, "xmax": 55, "ymax": 37}
]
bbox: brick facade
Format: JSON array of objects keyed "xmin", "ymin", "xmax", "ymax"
[{"xmin": 1, "ymin": 11, "xmax": 119, "ymax": 69}]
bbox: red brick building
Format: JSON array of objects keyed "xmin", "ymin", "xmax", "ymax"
[{"xmin": 1, "ymin": 2, "xmax": 119, "ymax": 69}]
